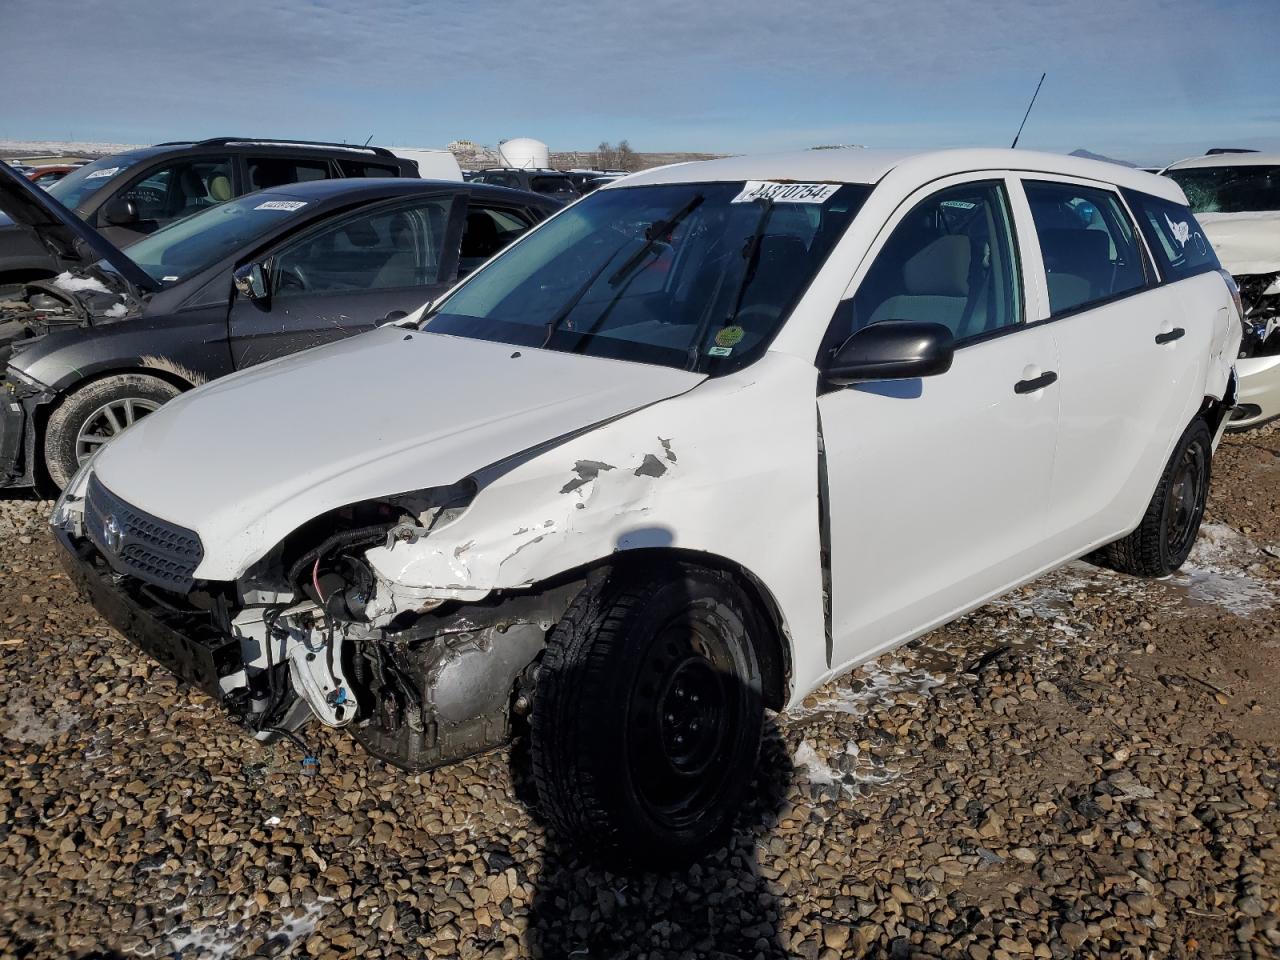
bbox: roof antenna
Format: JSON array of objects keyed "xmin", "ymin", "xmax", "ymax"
[
  {"xmin": 363, "ymin": 134, "xmax": 374, "ymax": 146},
  {"xmin": 1010, "ymin": 73, "xmax": 1046, "ymax": 149}
]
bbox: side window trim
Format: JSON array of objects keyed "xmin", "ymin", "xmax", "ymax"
[{"xmin": 819, "ymin": 173, "xmax": 1027, "ymax": 364}]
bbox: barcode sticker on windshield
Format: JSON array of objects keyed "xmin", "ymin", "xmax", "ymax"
[
  {"xmin": 255, "ymin": 200, "xmax": 307, "ymax": 212},
  {"xmin": 85, "ymin": 167, "xmax": 121, "ymax": 180},
  {"xmin": 731, "ymin": 181, "xmax": 840, "ymax": 204}
]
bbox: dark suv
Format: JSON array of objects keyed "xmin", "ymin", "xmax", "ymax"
[
  {"xmin": 0, "ymin": 139, "xmax": 419, "ymax": 287},
  {"xmin": 469, "ymin": 168, "xmax": 580, "ymax": 201}
]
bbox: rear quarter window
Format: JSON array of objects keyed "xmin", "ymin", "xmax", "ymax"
[{"xmin": 1123, "ymin": 189, "xmax": 1220, "ymax": 282}]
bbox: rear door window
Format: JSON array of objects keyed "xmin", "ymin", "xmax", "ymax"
[
  {"xmin": 1023, "ymin": 181, "xmax": 1149, "ymax": 315},
  {"xmin": 336, "ymin": 159, "xmax": 401, "ymax": 178},
  {"xmin": 246, "ymin": 157, "xmax": 332, "ymax": 191},
  {"xmin": 531, "ymin": 176, "xmax": 578, "ymax": 198},
  {"xmin": 1122, "ymin": 190, "xmax": 1220, "ymax": 281}
]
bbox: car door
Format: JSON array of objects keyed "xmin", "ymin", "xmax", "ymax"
[
  {"xmin": 818, "ymin": 175, "xmax": 1062, "ymax": 671},
  {"xmin": 1018, "ymin": 177, "xmax": 1204, "ymax": 553},
  {"xmin": 96, "ymin": 155, "xmax": 236, "ymax": 246},
  {"xmin": 227, "ymin": 192, "xmax": 465, "ymax": 367}
]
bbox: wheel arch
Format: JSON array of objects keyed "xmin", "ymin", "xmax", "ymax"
[{"xmin": 596, "ymin": 546, "xmax": 794, "ymax": 711}]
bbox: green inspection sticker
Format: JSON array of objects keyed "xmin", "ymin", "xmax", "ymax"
[{"xmin": 715, "ymin": 325, "xmax": 746, "ymax": 348}]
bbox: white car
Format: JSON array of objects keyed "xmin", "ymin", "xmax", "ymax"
[
  {"xmin": 1163, "ymin": 152, "xmax": 1280, "ymax": 428},
  {"xmin": 52, "ymin": 148, "xmax": 1241, "ymax": 865}
]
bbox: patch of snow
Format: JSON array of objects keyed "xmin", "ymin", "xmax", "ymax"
[
  {"xmin": 52, "ymin": 271, "xmax": 109, "ymax": 294},
  {"xmin": 0, "ymin": 701, "xmax": 78, "ymax": 744},
  {"xmin": 155, "ymin": 897, "xmax": 330, "ymax": 960},
  {"xmin": 102, "ymin": 301, "xmax": 128, "ymax": 318},
  {"xmin": 793, "ymin": 660, "xmax": 945, "ymax": 719},
  {"xmin": 1166, "ymin": 523, "xmax": 1278, "ymax": 616},
  {"xmin": 794, "ymin": 740, "xmax": 836, "ymax": 785}
]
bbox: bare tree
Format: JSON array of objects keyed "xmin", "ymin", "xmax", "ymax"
[{"xmin": 617, "ymin": 140, "xmax": 636, "ymax": 172}]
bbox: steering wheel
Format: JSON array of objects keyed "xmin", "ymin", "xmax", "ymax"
[
  {"xmin": 277, "ymin": 264, "xmax": 309, "ymax": 293},
  {"xmin": 131, "ymin": 186, "xmax": 164, "ymax": 210}
]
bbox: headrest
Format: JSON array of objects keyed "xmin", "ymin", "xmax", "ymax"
[
  {"xmin": 208, "ymin": 174, "xmax": 232, "ymax": 202},
  {"xmin": 342, "ymin": 219, "xmax": 381, "ymax": 248},
  {"xmin": 903, "ymin": 235, "xmax": 970, "ymax": 297}
]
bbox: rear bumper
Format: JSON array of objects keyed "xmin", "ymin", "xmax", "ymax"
[
  {"xmin": 1230, "ymin": 354, "xmax": 1280, "ymax": 430},
  {"xmin": 54, "ymin": 527, "xmax": 243, "ymax": 701}
]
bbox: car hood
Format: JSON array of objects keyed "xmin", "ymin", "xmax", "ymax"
[
  {"xmin": 90, "ymin": 327, "xmax": 704, "ymax": 580},
  {"xmin": 1198, "ymin": 212, "xmax": 1280, "ymax": 276},
  {"xmin": 0, "ymin": 163, "xmax": 155, "ymax": 295}
]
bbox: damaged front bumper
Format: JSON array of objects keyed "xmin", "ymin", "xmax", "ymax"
[{"xmin": 51, "ymin": 476, "xmax": 577, "ymax": 770}]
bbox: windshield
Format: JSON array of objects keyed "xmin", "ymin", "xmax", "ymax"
[
  {"xmin": 46, "ymin": 151, "xmax": 150, "ymax": 212},
  {"xmin": 115, "ymin": 192, "xmax": 312, "ymax": 284},
  {"xmin": 426, "ymin": 181, "xmax": 869, "ymax": 373},
  {"xmin": 1166, "ymin": 165, "xmax": 1280, "ymax": 214}
]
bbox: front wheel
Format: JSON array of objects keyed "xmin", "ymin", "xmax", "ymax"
[
  {"xmin": 1090, "ymin": 417, "xmax": 1212, "ymax": 577},
  {"xmin": 44, "ymin": 374, "xmax": 179, "ymax": 488},
  {"xmin": 530, "ymin": 563, "xmax": 765, "ymax": 868}
]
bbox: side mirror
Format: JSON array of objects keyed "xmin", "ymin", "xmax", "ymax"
[
  {"xmin": 233, "ymin": 262, "xmax": 270, "ymax": 301},
  {"xmin": 824, "ymin": 321, "xmax": 955, "ymax": 385},
  {"xmin": 100, "ymin": 197, "xmax": 139, "ymax": 227}
]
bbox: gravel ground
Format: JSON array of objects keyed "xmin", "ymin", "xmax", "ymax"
[{"xmin": 1, "ymin": 424, "xmax": 1277, "ymax": 960}]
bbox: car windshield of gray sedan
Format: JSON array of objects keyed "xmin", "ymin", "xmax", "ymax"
[
  {"xmin": 1166, "ymin": 165, "xmax": 1280, "ymax": 214},
  {"xmin": 425, "ymin": 181, "xmax": 869, "ymax": 373},
  {"xmin": 116, "ymin": 193, "xmax": 311, "ymax": 284}
]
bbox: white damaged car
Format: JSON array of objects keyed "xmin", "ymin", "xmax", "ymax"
[
  {"xmin": 1164, "ymin": 152, "xmax": 1280, "ymax": 428},
  {"xmin": 53, "ymin": 148, "xmax": 1242, "ymax": 864}
]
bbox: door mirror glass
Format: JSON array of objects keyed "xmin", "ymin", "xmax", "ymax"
[
  {"xmin": 234, "ymin": 262, "xmax": 270, "ymax": 301},
  {"xmin": 824, "ymin": 320, "xmax": 955, "ymax": 385},
  {"xmin": 100, "ymin": 197, "xmax": 139, "ymax": 226}
]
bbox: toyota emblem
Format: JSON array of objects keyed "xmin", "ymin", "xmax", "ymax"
[{"xmin": 102, "ymin": 514, "xmax": 125, "ymax": 555}]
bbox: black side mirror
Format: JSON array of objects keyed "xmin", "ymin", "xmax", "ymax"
[
  {"xmin": 233, "ymin": 262, "xmax": 270, "ymax": 301},
  {"xmin": 100, "ymin": 197, "xmax": 139, "ymax": 227},
  {"xmin": 824, "ymin": 321, "xmax": 955, "ymax": 385}
]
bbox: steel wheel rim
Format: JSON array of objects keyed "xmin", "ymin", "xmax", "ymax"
[
  {"xmin": 74, "ymin": 397, "xmax": 160, "ymax": 465},
  {"xmin": 1164, "ymin": 439, "xmax": 1207, "ymax": 558},
  {"xmin": 626, "ymin": 615, "xmax": 747, "ymax": 828}
]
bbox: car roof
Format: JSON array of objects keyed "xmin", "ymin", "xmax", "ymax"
[
  {"xmin": 1163, "ymin": 152, "xmax": 1280, "ymax": 171},
  {"xmin": 611, "ymin": 147, "xmax": 1186, "ymax": 203},
  {"xmin": 248, "ymin": 177, "xmax": 553, "ymax": 207}
]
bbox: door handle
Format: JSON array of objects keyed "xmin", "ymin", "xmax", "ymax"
[
  {"xmin": 1014, "ymin": 371, "xmax": 1058, "ymax": 394},
  {"xmin": 1155, "ymin": 327, "xmax": 1185, "ymax": 344}
]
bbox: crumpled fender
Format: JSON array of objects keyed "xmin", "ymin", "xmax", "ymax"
[{"xmin": 364, "ymin": 350, "xmax": 829, "ymax": 698}]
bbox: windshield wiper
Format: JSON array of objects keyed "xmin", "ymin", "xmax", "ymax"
[
  {"xmin": 538, "ymin": 243, "xmax": 630, "ymax": 348},
  {"xmin": 686, "ymin": 197, "xmax": 774, "ymax": 369},
  {"xmin": 540, "ymin": 195, "xmax": 708, "ymax": 349},
  {"xmin": 607, "ymin": 194, "xmax": 705, "ymax": 288}
]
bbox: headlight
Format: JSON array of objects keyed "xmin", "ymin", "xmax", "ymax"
[{"xmin": 49, "ymin": 447, "xmax": 103, "ymax": 533}]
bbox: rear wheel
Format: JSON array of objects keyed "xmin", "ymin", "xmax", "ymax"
[
  {"xmin": 1090, "ymin": 418, "xmax": 1212, "ymax": 577},
  {"xmin": 44, "ymin": 374, "xmax": 179, "ymax": 488},
  {"xmin": 530, "ymin": 563, "xmax": 765, "ymax": 868}
]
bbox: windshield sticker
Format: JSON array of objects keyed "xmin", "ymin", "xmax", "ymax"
[
  {"xmin": 1165, "ymin": 213, "xmax": 1192, "ymax": 247},
  {"xmin": 161, "ymin": 275, "xmax": 179, "ymax": 282},
  {"xmin": 731, "ymin": 181, "xmax": 840, "ymax": 204},
  {"xmin": 707, "ymin": 345, "xmax": 734, "ymax": 357},
  {"xmin": 941, "ymin": 199, "xmax": 977, "ymax": 210},
  {"xmin": 255, "ymin": 200, "xmax": 308, "ymax": 212},
  {"xmin": 84, "ymin": 166, "xmax": 121, "ymax": 180},
  {"xmin": 715, "ymin": 325, "xmax": 746, "ymax": 348}
]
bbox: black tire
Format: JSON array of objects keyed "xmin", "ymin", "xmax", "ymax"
[
  {"xmin": 44, "ymin": 374, "xmax": 179, "ymax": 489},
  {"xmin": 530, "ymin": 562, "xmax": 765, "ymax": 868},
  {"xmin": 1090, "ymin": 417, "xmax": 1212, "ymax": 578}
]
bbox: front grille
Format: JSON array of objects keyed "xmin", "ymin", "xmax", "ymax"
[{"xmin": 84, "ymin": 475, "xmax": 204, "ymax": 591}]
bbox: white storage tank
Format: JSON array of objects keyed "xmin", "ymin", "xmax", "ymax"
[{"xmin": 497, "ymin": 138, "xmax": 550, "ymax": 170}]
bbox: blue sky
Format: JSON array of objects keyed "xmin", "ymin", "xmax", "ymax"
[{"xmin": 1, "ymin": 0, "xmax": 1276, "ymax": 166}]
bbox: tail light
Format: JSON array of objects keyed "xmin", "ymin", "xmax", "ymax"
[{"xmin": 1218, "ymin": 269, "xmax": 1245, "ymax": 320}]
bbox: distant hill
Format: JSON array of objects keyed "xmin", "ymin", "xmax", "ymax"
[{"xmin": 1069, "ymin": 148, "xmax": 1138, "ymax": 168}]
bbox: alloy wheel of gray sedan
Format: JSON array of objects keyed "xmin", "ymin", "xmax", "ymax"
[{"xmin": 75, "ymin": 397, "xmax": 162, "ymax": 466}]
